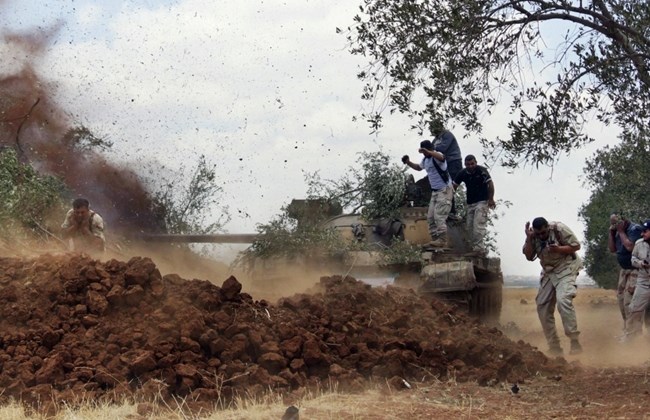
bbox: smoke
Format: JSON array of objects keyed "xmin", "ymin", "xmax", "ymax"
[{"xmin": 0, "ymin": 28, "xmax": 163, "ymax": 234}]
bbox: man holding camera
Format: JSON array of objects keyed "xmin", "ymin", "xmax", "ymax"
[
  {"xmin": 402, "ymin": 140, "xmax": 453, "ymax": 248},
  {"xmin": 523, "ymin": 217, "xmax": 583, "ymax": 355},
  {"xmin": 608, "ymin": 213, "xmax": 643, "ymax": 333},
  {"xmin": 625, "ymin": 220, "xmax": 650, "ymax": 340}
]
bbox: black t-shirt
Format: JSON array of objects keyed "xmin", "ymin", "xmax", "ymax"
[{"xmin": 454, "ymin": 166, "xmax": 492, "ymax": 204}]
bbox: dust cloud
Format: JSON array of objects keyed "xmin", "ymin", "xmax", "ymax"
[
  {"xmin": 501, "ymin": 288, "xmax": 650, "ymax": 367},
  {"xmin": 0, "ymin": 28, "xmax": 162, "ymax": 235}
]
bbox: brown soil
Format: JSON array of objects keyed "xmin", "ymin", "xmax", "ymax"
[
  {"xmin": 0, "ymin": 253, "xmax": 565, "ymax": 416},
  {"xmin": 2, "ymin": 254, "xmax": 650, "ymax": 418}
]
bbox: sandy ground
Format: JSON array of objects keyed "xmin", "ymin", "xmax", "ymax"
[{"xmin": 501, "ymin": 287, "xmax": 650, "ymax": 366}]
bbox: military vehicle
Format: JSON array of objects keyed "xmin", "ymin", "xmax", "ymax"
[
  {"xmin": 140, "ymin": 176, "xmax": 503, "ymax": 322},
  {"xmin": 318, "ymin": 205, "xmax": 503, "ymax": 322}
]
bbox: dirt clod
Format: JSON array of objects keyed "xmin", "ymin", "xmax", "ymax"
[{"xmin": 0, "ymin": 254, "xmax": 566, "ymax": 409}]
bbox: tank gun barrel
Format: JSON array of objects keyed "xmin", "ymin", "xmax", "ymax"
[{"xmin": 137, "ymin": 234, "xmax": 258, "ymax": 244}]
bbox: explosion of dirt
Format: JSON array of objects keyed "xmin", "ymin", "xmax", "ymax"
[
  {"xmin": 0, "ymin": 30, "xmax": 162, "ymax": 234},
  {"xmin": 0, "ymin": 254, "xmax": 566, "ymax": 414}
]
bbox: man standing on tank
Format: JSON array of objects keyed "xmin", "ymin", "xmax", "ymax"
[
  {"xmin": 430, "ymin": 119, "xmax": 462, "ymax": 220},
  {"xmin": 453, "ymin": 155, "xmax": 495, "ymax": 254},
  {"xmin": 402, "ymin": 140, "xmax": 453, "ymax": 248},
  {"xmin": 523, "ymin": 217, "xmax": 583, "ymax": 355}
]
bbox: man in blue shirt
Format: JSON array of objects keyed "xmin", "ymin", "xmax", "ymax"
[
  {"xmin": 430, "ymin": 120, "xmax": 462, "ymax": 219},
  {"xmin": 608, "ymin": 213, "xmax": 644, "ymax": 333},
  {"xmin": 402, "ymin": 140, "xmax": 453, "ymax": 247},
  {"xmin": 625, "ymin": 219, "xmax": 650, "ymax": 340}
]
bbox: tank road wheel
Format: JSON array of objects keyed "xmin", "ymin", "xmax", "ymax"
[{"xmin": 470, "ymin": 284, "xmax": 502, "ymax": 324}]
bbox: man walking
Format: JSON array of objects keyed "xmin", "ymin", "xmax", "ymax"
[
  {"xmin": 61, "ymin": 197, "xmax": 106, "ymax": 253},
  {"xmin": 453, "ymin": 155, "xmax": 495, "ymax": 254},
  {"xmin": 402, "ymin": 140, "xmax": 453, "ymax": 247},
  {"xmin": 523, "ymin": 217, "xmax": 583, "ymax": 355},
  {"xmin": 625, "ymin": 220, "xmax": 650, "ymax": 341},
  {"xmin": 608, "ymin": 213, "xmax": 643, "ymax": 333}
]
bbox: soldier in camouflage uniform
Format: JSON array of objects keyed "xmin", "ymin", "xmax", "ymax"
[
  {"xmin": 523, "ymin": 217, "xmax": 583, "ymax": 355},
  {"xmin": 402, "ymin": 140, "xmax": 453, "ymax": 247}
]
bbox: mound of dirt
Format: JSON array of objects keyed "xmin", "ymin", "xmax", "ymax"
[{"xmin": 0, "ymin": 254, "xmax": 565, "ymax": 410}]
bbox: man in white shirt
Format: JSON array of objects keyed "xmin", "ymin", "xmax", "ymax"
[{"xmin": 402, "ymin": 140, "xmax": 453, "ymax": 247}]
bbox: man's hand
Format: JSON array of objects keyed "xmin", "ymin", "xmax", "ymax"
[
  {"xmin": 609, "ymin": 220, "xmax": 617, "ymax": 232},
  {"xmin": 616, "ymin": 220, "xmax": 628, "ymax": 234},
  {"xmin": 73, "ymin": 212, "xmax": 89, "ymax": 225},
  {"xmin": 488, "ymin": 199, "xmax": 496, "ymax": 209},
  {"xmin": 525, "ymin": 222, "xmax": 535, "ymax": 240},
  {"xmin": 71, "ymin": 213, "xmax": 91, "ymax": 235},
  {"xmin": 401, "ymin": 155, "xmax": 410, "ymax": 164},
  {"xmin": 547, "ymin": 242, "xmax": 561, "ymax": 254}
]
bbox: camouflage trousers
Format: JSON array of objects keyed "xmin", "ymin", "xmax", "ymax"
[
  {"xmin": 617, "ymin": 268, "xmax": 638, "ymax": 328},
  {"xmin": 466, "ymin": 201, "xmax": 489, "ymax": 251},
  {"xmin": 625, "ymin": 276, "xmax": 650, "ymax": 337},
  {"xmin": 536, "ymin": 263, "xmax": 581, "ymax": 347},
  {"xmin": 427, "ymin": 186, "xmax": 453, "ymax": 240}
]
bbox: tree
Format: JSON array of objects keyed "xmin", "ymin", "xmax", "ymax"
[
  {"xmin": 0, "ymin": 147, "xmax": 68, "ymax": 239},
  {"xmin": 237, "ymin": 204, "xmax": 346, "ymax": 265},
  {"xmin": 238, "ymin": 150, "xmax": 410, "ymax": 266},
  {"xmin": 345, "ymin": 0, "xmax": 650, "ymax": 167},
  {"xmin": 149, "ymin": 155, "xmax": 230, "ymax": 234},
  {"xmin": 61, "ymin": 125, "xmax": 113, "ymax": 152},
  {"xmin": 579, "ymin": 131, "xmax": 650, "ymax": 288},
  {"xmin": 306, "ymin": 151, "xmax": 406, "ymax": 220}
]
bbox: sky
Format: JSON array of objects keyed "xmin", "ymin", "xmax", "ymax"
[{"xmin": 0, "ymin": 0, "xmax": 617, "ymax": 277}]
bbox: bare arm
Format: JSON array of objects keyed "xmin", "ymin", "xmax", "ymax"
[
  {"xmin": 403, "ymin": 159, "xmax": 422, "ymax": 171},
  {"xmin": 616, "ymin": 221, "xmax": 635, "ymax": 252},
  {"xmin": 607, "ymin": 228, "xmax": 617, "ymax": 253},
  {"xmin": 487, "ymin": 180, "xmax": 495, "ymax": 209},
  {"xmin": 522, "ymin": 222, "xmax": 536, "ymax": 261},
  {"xmin": 420, "ymin": 148, "xmax": 445, "ymax": 161},
  {"xmin": 547, "ymin": 242, "xmax": 581, "ymax": 255}
]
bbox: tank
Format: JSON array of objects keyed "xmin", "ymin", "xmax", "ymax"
[
  {"xmin": 319, "ymin": 204, "xmax": 503, "ymax": 323},
  {"xmin": 139, "ymin": 179, "xmax": 503, "ymax": 322}
]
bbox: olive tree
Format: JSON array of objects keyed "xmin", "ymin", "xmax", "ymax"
[
  {"xmin": 149, "ymin": 155, "xmax": 230, "ymax": 235},
  {"xmin": 345, "ymin": 0, "xmax": 650, "ymax": 167},
  {"xmin": 0, "ymin": 147, "xmax": 68, "ymax": 238},
  {"xmin": 579, "ymin": 130, "xmax": 650, "ymax": 288},
  {"xmin": 238, "ymin": 151, "xmax": 410, "ymax": 266},
  {"xmin": 306, "ymin": 151, "xmax": 406, "ymax": 220}
]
